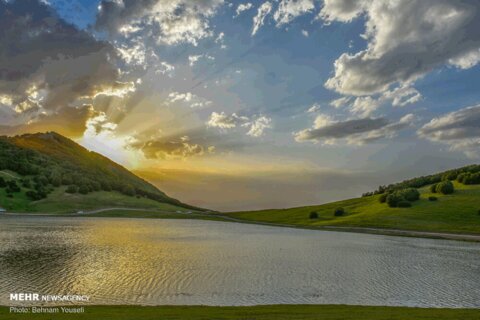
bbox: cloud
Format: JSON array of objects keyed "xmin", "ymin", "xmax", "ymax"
[
  {"xmin": 330, "ymin": 85, "xmax": 421, "ymax": 117},
  {"xmin": 273, "ymin": 0, "xmax": 315, "ymax": 26},
  {"xmin": 155, "ymin": 61, "xmax": 175, "ymax": 77},
  {"xmin": 295, "ymin": 113, "xmax": 415, "ymax": 145},
  {"xmin": 207, "ymin": 112, "xmax": 249, "ymax": 129},
  {"xmin": 188, "ymin": 54, "xmax": 215, "ymax": 67},
  {"xmin": 351, "ymin": 96, "xmax": 381, "ymax": 117},
  {"xmin": 418, "ymin": 104, "xmax": 480, "ymax": 158},
  {"xmin": 127, "ymin": 129, "xmax": 219, "ymax": 160},
  {"xmin": 382, "ymin": 85, "xmax": 422, "ymax": 107},
  {"xmin": 322, "ymin": 0, "xmax": 480, "ymax": 96},
  {"xmin": 246, "ymin": 116, "xmax": 272, "ymax": 137},
  {"xmin": 0, "ymin": 105, "xmax": 98, "ymax": 138},
  {"xmin": 207, "ymin": 112, "xmax": 272, "ymax": 137},
  {"xmin": 319, "ymin": 0, "xmax": 366, "ymax": 23},
  {"xmin": 330, "ymin": 97, "xmax": 352, "ymax": 109},
  {"xmin": 130, "ymin": 135, "xmax": 214, "ymax": 160},
  {"xmin": 307, "ymin": 103, "xmax": 321, "ymax": 113},
  {"xmin": 167, "ymin": 91, "xmax": 212, "ymax": 109},
  {"xmin": 252, "ymin": 1, "xmax": 273, "ymax": 36},
  {"xmin": 235, "ymin": 2, "xmax": 253, "ymax": 17},
  {"xmin": 0, "ymin": 0, "xmax": 125, "ymax": 136},
  {"xmin": 95, "ymin": 0, "xmax": 224, "ymax": 46},
  {"xmin": 0, "ymin": 0, "xmax": 120, "ymax": 108}
]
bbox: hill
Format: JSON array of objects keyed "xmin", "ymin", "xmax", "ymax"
[
  {"xmin": 0, "ymin": 132, "xmax": 198, "ymax": 213},
  {"xmin": 223, "ymin": 168, "xmax": 480, "ymax": 235}
]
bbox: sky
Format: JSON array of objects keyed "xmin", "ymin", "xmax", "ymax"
[{"xmin": 1, "ymin": 0, "xmax": 480, "ymax": 211}]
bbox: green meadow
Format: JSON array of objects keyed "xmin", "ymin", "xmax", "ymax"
[
  {"xmin": 223, "ymin": 182, "xmax": 480, "ymax": 234},
  {"xmin": 2, "ymin": 305, "xmax": 480, "ymax": 320},
  {"xmin": 0, "ymin": 184, "xmax": 186, "ymax": 214}
]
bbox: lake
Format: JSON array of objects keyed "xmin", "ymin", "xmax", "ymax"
[{"xmin": 0, "ymin": 216, "xmax": 479, "ymax": 307}]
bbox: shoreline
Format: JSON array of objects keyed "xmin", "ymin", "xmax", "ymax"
[{"xmin": 2, "ymin": 209, "xmax": 480, "ymax": 242}]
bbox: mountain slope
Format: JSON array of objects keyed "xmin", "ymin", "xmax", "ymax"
[
  {"xmin": 0, "ymin": 132, "xmax": 199, "ymax": 213},
  {"xmin": 224, "ymin": 172, "xmax": 480, "ymax": 235}
]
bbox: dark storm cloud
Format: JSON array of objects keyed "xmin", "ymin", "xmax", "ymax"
[
  {"xmin": 0, "ymin": 104, "xmax": 95, "ymax": 138},
  {"xmin": 0, "ymin": 0, "xmax": 120, "ymax": 111}
]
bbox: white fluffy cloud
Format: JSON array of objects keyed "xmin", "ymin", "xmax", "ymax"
[
  {"xmin": 235, "ymin": 3, "xmax": 253, "ymax": 17},
  {"xmin": 167, "ymin": 91, "xmax": 212, "ymax": 109},
  {"xmin": 273, "ymin": 0, "xmax": 316, "ymax": 26},
  {"xmin": 322, "ymin": 0, "xmax": 480, "ymax": 96},
  {"xmin": 188, "ymin": 54, "xmax": 215, "ymax": 67},
  {"xmin": 207, "ymin": 112, "xmax": 271, "ymax": 137},
  {"xmin": 328, "ymin": 84, "xmax": 421, "ymax": 117},
  {"xmin": 418, "ymin": 104, "xmax": 480, "ymax": 158},
  {"xmin": 246, "ymin": 116, "xmax": 272, "ymax": 137},
  {"xmin": 252, "ymin": 1, "xmax": 273, "ymax": 36},
  {"xmin": 96, "ymin": 0, "xmax": 224, "ymax": 46},
  {"xmin": 295, "ymin": 113, "xmax": 415, "ymax": 145}
]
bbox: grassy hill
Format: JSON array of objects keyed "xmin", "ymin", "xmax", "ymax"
[
  {"xmin": 0, "ymin": 132, "xmax": 198, "ymax": 213},
  {"xmin": 224, "ymin": 180, "xmax": 480, "ymax": 235}
]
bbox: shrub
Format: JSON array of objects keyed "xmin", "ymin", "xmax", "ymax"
[
  {"xmin": 428, "ymin": 196, "xmax": 438, "ymax": 201},
  {"xmin": 309, "ymin": 211, "xmax": 318, "ymax": 219},
  {"xmin": 457, "ymin": 173, "xmax": 467, "ymax": 184},
  {"xmin": 121, "ymin": 185, "xmax": 136, "ymax": 196},
  {"xmin": 430, "ymin": 184, "xmax": 437, "ymax": 193},
  {"xmin": 21, "ymin": 179, "xmax": 31, "ymax": 188},
  {"xmin": 334, "ymin": 207, "xmax": 345, "ymax": 216},
  {"xmin": 397, "ymin": 201, "xmax": 412, "ymax": 208},
  {"xmin": 386, "ymin": 193, "xmax": 403, "ymax": 208},
  {"xmin": 399, "ymin": 188, "xmax": 420, "ymax": 202},
  {"xmin": 66, "ymin": 185, "xmax": 78, "ymax": 194},
  {"xmin": 379, "ymin": 193, "xmax": 387, "ymax": 203},
  {"xmin": 78, "ymin": 185, "xmax": 89, "ymax": 195},
  {"xmin": 0, "ymin": 177, "xmax": 5, "ymax": 188},
  {"xmin": 436, "ymin": 181, "xmax": 454, "ymax": 195},
  {"xmin": 6, "ymin": 180, "xmax": 20, "ymax": 193},
  {"xmin": 26, "ymin": 190, "xmax": 47, "ymax": 201}
]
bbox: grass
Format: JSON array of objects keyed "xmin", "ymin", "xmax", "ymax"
[
  {"xmin": 2, "ymin": 305, "xmax": 480, "ymax": 320},
  {"xmin": 222, "ymin": 182, "xmax": 480, "ymax": 234},
  {"xmin": 0, "ymin": 175, "xmax": 188, "ymax": 213}
]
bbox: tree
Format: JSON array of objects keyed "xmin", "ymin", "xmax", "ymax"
[
  {"xmin": 436, "ymin": 181, "xmax": 454, "ymax": 195},
  {"xmin": 121, "ymin": 185, "xmax": 136, "ymax": 196},
  {"xmin": 430, "ymin": 184, "xmax": 437, "ymax": 193},
  {"xmin": 0, "ymin": 177, "xmax": 6, "ymax": 188},
  {"xmin": 49, "ymin": 171, "xmax": 62, "ymax": 187},
  {"xmin": 309, "ymin": 211, "xmax": 318, "ymax": 219},
  {"xmin": 379, "ymin": 193, "xmax": 387, "ymax": 203}
]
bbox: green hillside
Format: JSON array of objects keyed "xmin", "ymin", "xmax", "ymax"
[
  {"xmin": 224, "ymin": 180, "xmax": 480, "ymax": 235},
  {"xmin": 0, "ymin": 132, "xmax": 198, "ymax": 213}
]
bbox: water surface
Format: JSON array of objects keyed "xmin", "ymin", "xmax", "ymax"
[{"xmin": 0, "ymin": 216, "xmax": 479, "ymax": 307}]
